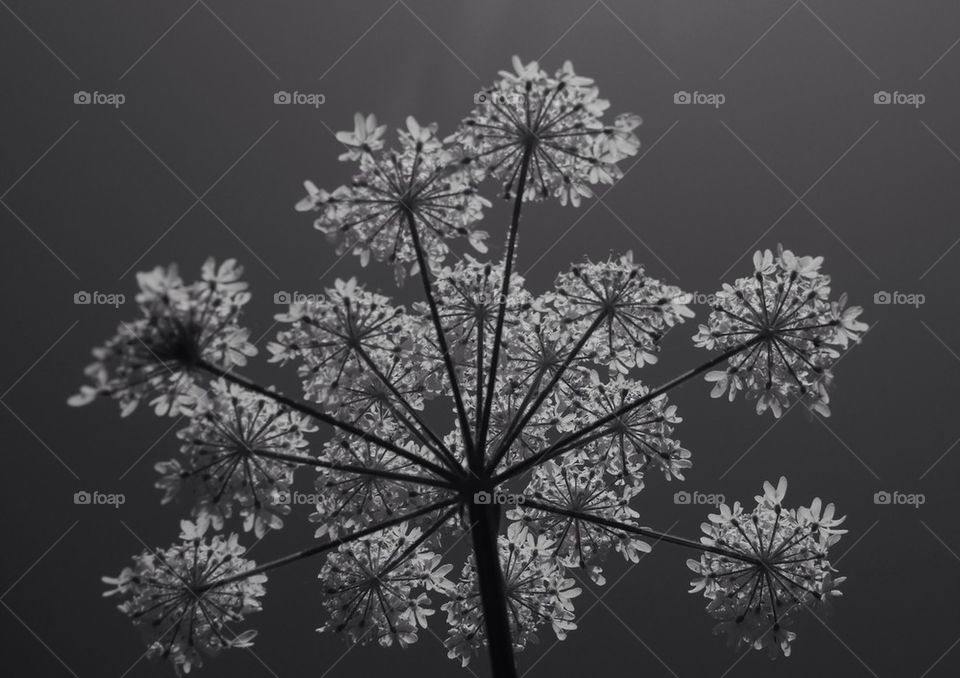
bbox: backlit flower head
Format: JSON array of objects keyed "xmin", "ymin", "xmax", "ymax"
[
  {"xmin": 694, "ymin": 246, "xmax": 868, "ymax": 417},
  {"xmin": 268, "ymin": 277, "xmax": 412, "ymax": 413},
  {"xmin": 102, "ymin": 517, "xmax": 265, "ymax": 674},
  {"xmin": 76, "ymin": 56, "xmax": 867, "ymax": 676},
  {"xmin": 298, "ymin": 115, "xmax": 490, "ymax": 282},
  {"xmin": 511, "ymin": 461, "xmax": 651, "ymax": 583},
  {"xmin": 553, "ymin": 252, "xmax": 693, "ymax": 373},
  {"xmin": 443, "ymin": 524, "xmax": 581, "ymax": 665},
  {"xmin": 69, "ymin": 258, "xmax": 255, "ymax": 416},
  {"xmin": 155, "ymin": 379, "xmax": 316, "ymax": 537},
  {"xmin": 449, "ymin": 56, "xmax": 641, "ymax": 203},
  {"xmin": 318, "ymin": 523, "xmax": 453, "ymax": 648},
  {"xmin": 565, "ymin": 374, "xmax": 688, "ymax": 491},
  {"xmin": 687, "ymin": 477, "xmax": 845, "ymax": 658},
  {"xmin": 309, "ymin": 414, "xmax": 453, "ymax": 539}
]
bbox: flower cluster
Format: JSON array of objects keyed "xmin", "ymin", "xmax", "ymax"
[
  {"xmin": 687, "ymin": 478, "xmax": 846, "ymax": 658},
  {"xmin": 297, "ymin": 115, "xmax": 490, "ymax": 282},
  {"xmin": 443, "ymin": 524, "xmax": 581, "ymax": 665},
  {"xmin": 309, "ymin": 415, "xmax": 453, "ymax": 539},
  {"xmin": 155, "ymin": 379, "xmax": 316, "ymax": 537},
  {"xmin": 694, "ymin": 247, "xmax": 868, "ymax": 417},
  {"xmin": 450, "ymin": 56, "xmax": 641, "ymax": 203},
  {"xmin": 551, "ymin": 251, "xmax": 693, "ymax": 373},
  {"xmin": 69, "ymin": 258, "xmax": 256, "ymax": 417},
  {"xmin": 318, "ymin": 523, "xmax": 454, "ymax": 648},
  {"xmin": 74, "ymin": 57, "xmax": 865, "ymax": 676},
  {"xmin": 510, "ymin": 461, "xmax": 651, "ymax": 584},
  {"xmin": 102, "ymin": 518, "xmax": 266, "ymax": 674},
  {"xmin": 267, "ymin": 277, "xmax": 420, "ymax": 415},
  {"xmin": 563, "ymin": 374, "xmax": 688, "ymax": 491}
]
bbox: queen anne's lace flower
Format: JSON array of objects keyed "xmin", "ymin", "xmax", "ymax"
[
  {"xmin": 553, "ymin": 252, "xmax": 693, "ymax": 373},
  {"xmin": 154, "ymin": 380, "xmax": 316, "ymax": 537},
  {"xmin": 687, "ymin": 478, "xmax": 846, "ymax": 658},
  {"xmin": 449, "ymin": 56, "xmax": 641, "ymax": 203},
  {"xmin": 78, "ymin": 56, "xmax": 864, "ymax": 676},
  {"xmin": 102, "ymin": 518, "xmax": 265, "ymax": 675},
  {"xmin": 443, "ymin": 524, "xmax": 581, "ymax": 665},
  {"xmin": 309, "ymin": 414, "xmax": 453, "ymax": 539},
  {"xmin": 268, "ymin": 277, "xmax": 415, "ymax": 413},
  {"xmin": 565, "ymin": 374, "xmax": 688, "ymax": 492},
  {"xmin": 694, "ymin": 247, "xmax": 868, "ymax": 417},
  {"xmin": 297, "ymin": 116, "xmax": 490, "ymax": 282},
  {"xmin": 69, "ymin": 258, "xmax": 256, "ymax": 416},
  {"xmin": 318, "ymin": 524, "xmax": 453, "ymax": 648},
  {"xmin": 510, "ymin": 462, "xmax": 651, "ymax": 584}
]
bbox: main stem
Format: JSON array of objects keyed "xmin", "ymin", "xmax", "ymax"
[{"xmin": 468, "ymin": 501, "xmax": 518, "ymax": 678}]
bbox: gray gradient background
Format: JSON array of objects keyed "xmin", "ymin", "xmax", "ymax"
[{"xmin": 2, "ymin": 1, "xmax": 959, "ymax": 676}]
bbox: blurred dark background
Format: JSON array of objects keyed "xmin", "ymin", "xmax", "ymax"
[{"xmin": 2, "ymin": 1, "xmax": 959, "ymax": 676}]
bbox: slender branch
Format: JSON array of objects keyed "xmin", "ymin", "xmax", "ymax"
[
  {"xmin": 352, "ymin": 343, "xmax": 460, "ymax": 470},
  {"xmin": 381, "ymin": 506, "xmax": 459, "ymax": 574},
  {"xmin": 494, "ymin": 335, "xmax": 765, "ymax": 483},
  {"xmin": 522, "ymin": 499, "xmax": 759, "ymax": 564},
  {"xmin": 477, "ymin": 143, "xmax": 534, "ymax": 463},
  {"xmin": 195, "ymin": 359, "xmax": 459, "ymax": 483},
  {"xmin": 251, "ymin": 448, "xmax": 453, "ymax": 490},
  {"xmin": 195, "ymin": 498, "xmax": 458, "ymax": 593},
  {"xmin": 487, "ymin": 310, "xmax": 607, "ymax": 472},
  {"xmin": 404, "ymin": 209, "xmax": 475, "ymax": 465}
]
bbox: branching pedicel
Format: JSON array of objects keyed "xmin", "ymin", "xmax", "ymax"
[{"xmin": 71, "ymin": 56, "xmax": 868, "ymax": 676}]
